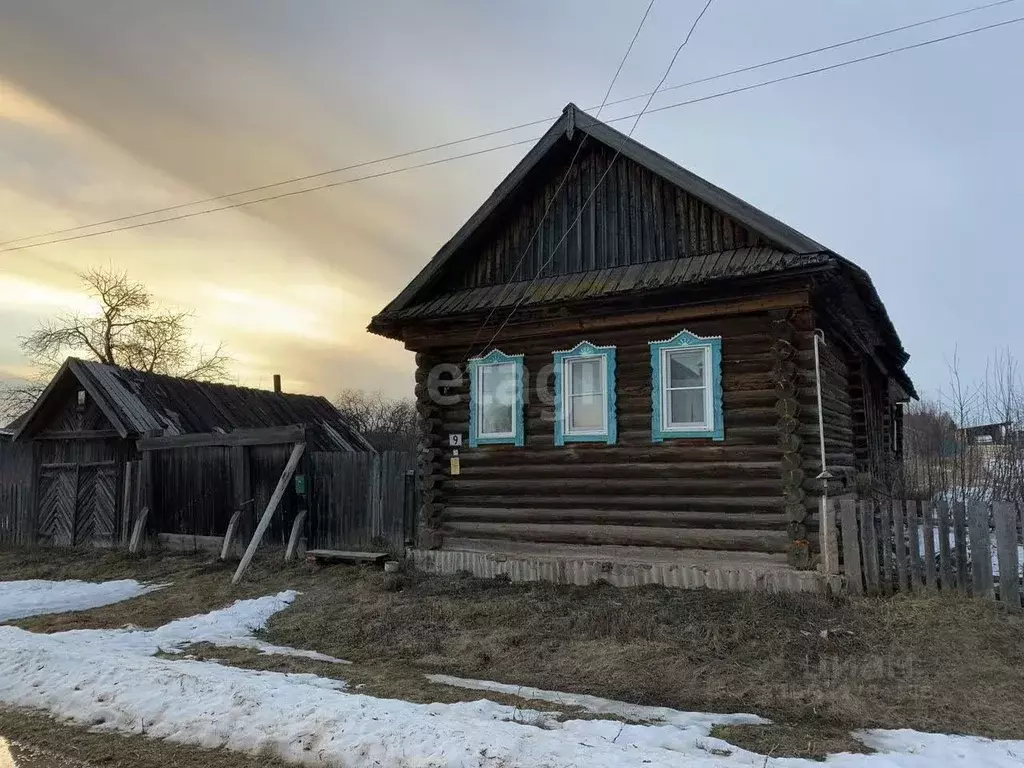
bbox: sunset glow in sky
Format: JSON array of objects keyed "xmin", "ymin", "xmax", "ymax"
[{"xmin": 1, "ymin": 1, "xmax": 1022, "ymax": 401}]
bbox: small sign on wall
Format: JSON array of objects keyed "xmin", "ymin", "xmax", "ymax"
[
  {"xmin": 294, "ymin": 474, "xmax": 307, "ymax": 495},
  {"xmin": 449, "ymin": 433, "xmax": 463, "ymax": 448},
  {"xmin": 449, "ymin": 456, "xmax": 461, "ymax": 475}
]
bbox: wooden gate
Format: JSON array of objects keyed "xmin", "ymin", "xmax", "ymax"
[{"xmin": 37, "ymin": 461, "xmax": 119, "ymax": 547}]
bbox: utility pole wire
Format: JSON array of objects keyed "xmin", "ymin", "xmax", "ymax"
[
  {"xmin": 458, "ymin": 0, "xmax": 656, "ymax": 364},
  {"xmin": 1, "ymin": 13, "xmax": 1021, "ymax": 256},
  {"xmin": 0, "ymin": 0, "xmax": 1016, "ymax": 249},
  {"xmin": 470, "ymin": 0, "xmax": 718, "ymax": 359}
]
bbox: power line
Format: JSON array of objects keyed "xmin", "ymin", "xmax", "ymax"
[
  {"xmin": 459, "ymin": 0, "xmax": 657, "ymax": 362},
  {"xmin": 1, "ymin": 13, "xmax": 1021, "ymax": 257},
  {"xmin": 470, "ymin": 11, "xmax": 1024, "ymax": 355},
  {"xmin": 471, "ymin": 0, "xmax": 717, "ymax": 359},
  {"xmin": 1, "ymin": 0, "xmax": 1015, "ymax": 250}
]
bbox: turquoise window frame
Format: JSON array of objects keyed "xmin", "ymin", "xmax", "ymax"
[
  {"xmin": 649, "ymin": 330, "xmax": 724, "ymax": 442},
  {"xmin": 553, "ymin": 341, "xmax": 617, "ymax": 446},
  {"xmin": 468, "ymin": 349, "xmax": 525, "ymax": 447}
]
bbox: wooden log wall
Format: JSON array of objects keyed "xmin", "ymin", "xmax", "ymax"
[
  {"xmin": 769, "ymin": 310, "xmax": 807, "ymax": 558},
  {"xmin": 414, "ymin": 310, "xmax": 795, "ymax": 555}
]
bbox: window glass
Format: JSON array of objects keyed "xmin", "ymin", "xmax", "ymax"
[
  {"xmin": 567, "ymin": 357, "xmax": 605, "ymax": 433},
  {"xmin": 668, "ymin": 349, "xmax": 704, "ymax": 387},
  {"xmin": 664, "ymin": 348, "xmax": 709, "ymax": 428},
  {"xmin": 479, "ymin": 362, "xmax": 515, "ymax": 435}
]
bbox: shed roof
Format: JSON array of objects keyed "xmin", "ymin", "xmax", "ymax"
[{"xmin": 14, "ymin": 358, "xmax": 374, "ymax": 452}]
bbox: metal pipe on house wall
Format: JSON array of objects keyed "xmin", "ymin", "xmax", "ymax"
[{"xmin": 813, "ymin": 329, "xmax": 837, "ymax": 577}]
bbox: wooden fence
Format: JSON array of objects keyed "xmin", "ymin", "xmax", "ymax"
[
  {"xmin": 0, "ymin": 440, "xmax": 417, "ymax": 554},
  {"xmin": 307, "ymin": 451, "xmax": 416, "ymax": 552},
  {"xmin": 832, "ymin": 497, "xmax": 1023, "ymax": 610},
  {"xmin": 0, "ymin": 441, "xmax": 33, "ymax": 545}
]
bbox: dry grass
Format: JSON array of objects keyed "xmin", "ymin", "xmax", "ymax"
[
  {"xmin": 710, "ymin": 722, "xmax": 874, "ymax": 761},
  {"xmin": 3, "ymin": 546, "xmax": 1024, "ymax": 760},
  {"xmin": 0, "ymin": 707, "xmax": 298, "ymax": 768},
  {"xmin": 0, "ymin": 547, "xmax": 320, "ymax": 633}
]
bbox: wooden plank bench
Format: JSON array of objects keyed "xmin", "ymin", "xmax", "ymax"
[{"xmin": 306, "ymin": 549, "xmax": 388, "ymax": 566}]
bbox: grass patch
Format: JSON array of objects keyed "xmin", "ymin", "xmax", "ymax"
[
  {"xmin": 711, "ymin": 723, "xmax": 874, "ymax": 761},
  {"xmin": 4, "ymin": 545, "xmax": 1024, "ymax": 748},
  {"xmin": 0, "ymin": 707, "xmax": 295, "ymax": 768},
  {"xmin": 0, "ymin": 548, "xmax": 320, "ymax": 633},
  {"xmin": 159, "ymin": 642, "xmax": 607, "ymax": 722}
]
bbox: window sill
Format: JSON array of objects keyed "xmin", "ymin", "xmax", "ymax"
[{"xmin": 653, "ymin": 426, "xmax": 724, "ymax": 442}]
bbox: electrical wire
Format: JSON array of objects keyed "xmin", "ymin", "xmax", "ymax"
[
  {"xmin": 1, "ymin": 13, "xmax": 1021, "ymax": 256},
  {"xmin": 0, "ymin": 0, "xmax": 1016, "ymax": 250},
  {"xmin": 458, "ymin": 0, "xmax": 657, "ymax": 363},
  {"xmin": 469, "ymin": 0, "xmax": 717, "ymax": 359}
]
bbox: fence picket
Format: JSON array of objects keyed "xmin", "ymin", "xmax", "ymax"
[
  {"xmin": 860, "ymin": 500, "xmax": 881, "ymax": 595},
  {"xmin": 907, "ymin": 500, "xmax": 923, "ymax": 592},
  {"xmin": 993, "ymin": 501, "xmax": 1021, "ymax": 611},
  {"xmin": 937, "ymin": 500, "xmax": 953, "ymax": 591},
  {"xmin": 923, "ymin": 502, "xmax": 938, "ymax": 592},
  {"xmin": 880, "ymin": 501, "xmax": 894, "ymax": 594},
  {"xmin": 894, "ymin": 499, "xmax": 909, "ymax": 592},
  {"xmin": 839, "ymin": 499, "xmax": 863, "ymax": 595},
  {"xmin": 967, "ymin": 499, "xmax": 995, "ymax": 600},
  {"xmin": 953, "ymin": 500, "xmax": 970, "ymax": 593}
]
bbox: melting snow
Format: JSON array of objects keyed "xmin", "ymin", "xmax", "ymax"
[
  {"xmin": 1, "ymin": 582, "xmax": 1022, "ymax": 766},
  {"xmin": 0, "ymin": 579, "xmax": 164, "ymax": 622}
]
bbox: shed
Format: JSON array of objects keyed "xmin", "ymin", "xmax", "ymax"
[
  {"xmin": 11, "ymin": 358, "xmax": 374, "ymax": 548},
  {"xmin": 370, "ymin": 103, "xmax": 916, "ymax": 590}
]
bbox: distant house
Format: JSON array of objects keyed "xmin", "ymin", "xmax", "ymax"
[
  {"xmin": 9, "ymin": 357, "xmax": 373, "ymax": 549},
  {"xmin": 961, "ymin": 421, "xmax": 1014, "ymax": 445},
  {"xmin": 370, "ymin": 103, "xmax": 916, "ymax": 589}
]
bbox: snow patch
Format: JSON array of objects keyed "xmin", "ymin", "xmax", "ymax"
[
  {"xmin": 427, "ymin": 673, "xmax": 765, "ymax": 728},
  {"xmin": 0, "ymin": 579, "xmax": 164, "ymax": 622},
  {"xmin": 2, "ymin": 586, "xmax": 1023, "ymax": 766}
]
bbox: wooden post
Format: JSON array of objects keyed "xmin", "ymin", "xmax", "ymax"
[
  {"xmin": 937, "ymin": 500, "xmax": 953, "ymax": 591},
  {"xmin": 880, "ymin": 501, "xmax": 894, "ymax": 594},
  {"xmin": 953, "ymin": 500, "xmax": 970, "ymax": 593},
  {"xmin": 285, "ymin": 510, "xmax": 307, "ymax": 562},
  {"xmin": 923, "ymin": 502, "xmax": 938, "ymax": 592},
  {"xmin": 128, "ymin": 506, "xmax": 149, "ymax": 555},
  {"xmin": 860, "ymin": 500, "xmax": 881, "ymax": 595},
  {"xmin": 220, "ymin": 510, "xmax": 242, "ymax": 561},
  {"xmin": 907, "ymin": 500, "xmax": 922, "ymax": 592},
  {"xmin": 894, "ymin": 499, "xmax": 909, "ymax": 593},
  {"xmin": 819, "ymin": 495, "xmax": 839, "ymax": 577},
  {"xmin": 120, "ymin": 460, "xmax": 134, "ymax": 546},
  {"xmin": 967, "ymin": 499, "xmax": 995, "ymax": 600},
  {"xmin": 231, "ymin": 445, "xmax": 252, "ymax": 536},
  {"xmin": 141, "ymin": 449, "xmax": 155, "ymax": 525},
  {"xmin": 839, "ymin": 499, "xmax": 863, "ymax": 595},
  {"xmin": 993, "ymin": 501, "xmax": 1021, "ymax": 611},
  {"xmin": 232, "ymin": 442, "xmax": 306, "ymax": 584}
]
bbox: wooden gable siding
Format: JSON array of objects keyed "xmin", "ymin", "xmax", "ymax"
[
  {"xmin": 450, "ymin": 141, "xmax": 771, "ymax": 292},
  {"xmin": 412, "ymin": 302, "xmax": 831, "ymax": 556},
  {"xmin": 37, "ymin": 386, "xmax": 115, "ymax": 436}
]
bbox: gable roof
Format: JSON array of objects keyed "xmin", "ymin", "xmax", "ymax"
[
  {"xmin": 14, "ymin": 358, "xmax": 374, "ymax": 452},
  {"xmin": 372, "ymin": 100, "xmax": 917, "ymax": 397},
  {"xmin": 377, "ymin": 103, "xmax": 826, "ymax": 318}
]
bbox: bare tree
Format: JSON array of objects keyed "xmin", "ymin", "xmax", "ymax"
[
  {"xmin": 334, "ymin": 389, "xmax": 416, "ymax": 452},
  {"xmin": 902, "ymin": 350, "xmax": 1024, "ymax": 507},
  {"xmin": 1, "ymin": 267, "xmax": 230, "ymax": 424}
]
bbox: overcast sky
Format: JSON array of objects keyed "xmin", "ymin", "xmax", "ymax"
[{"xmin": 0, "ymin": 0, "xmax": 1021, "ymax": 402}]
